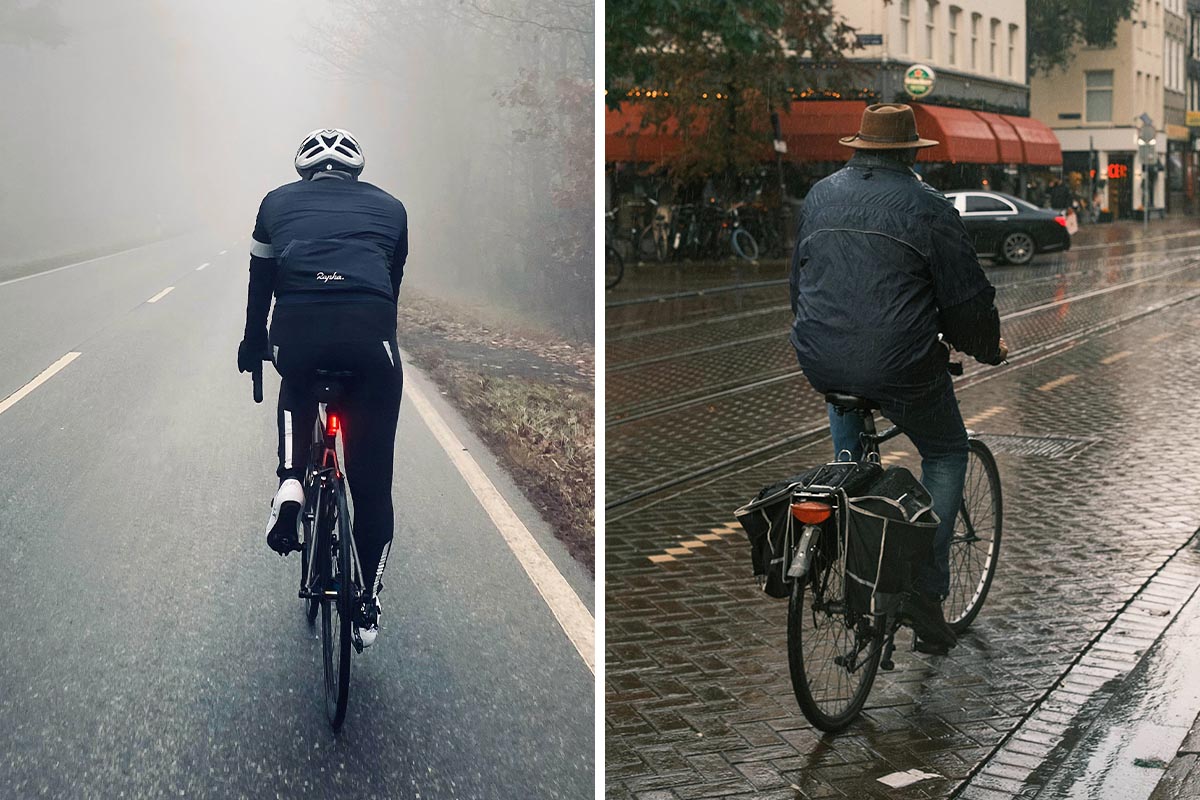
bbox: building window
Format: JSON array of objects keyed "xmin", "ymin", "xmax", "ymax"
[
  {"xmin": 899, "ymin": 0, "xmax": 911, "ymax": 55},
  {"xmin": 989, "ymin": 18, "xmax": 1000, "ymax": 74},
  {"xmin": 971, "ymin": 13, "xmax": 981, "ymax": 70},
  {"xmin": 1086, "ymin": 70, "xmax": 1113, "ymax": 122},
  {"xmin": 924, "ymin": 1, "xmax": 937, "ymax": 60},
  {"xmin": 1008, "ymin": 24, "xmax": 1018, "ymax": 78},
  {"xmin": 948, "ymin": 7, "xmax": 960, "ymax": 66}
]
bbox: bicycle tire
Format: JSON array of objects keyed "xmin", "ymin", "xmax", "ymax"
[
  {"xmin": 605, "ymin": 245, "xmax": 624, "ymax": 289},
  {"xmin": 301, "ymin": 489, "xmax": 319, "ymax": 625},
  {"xmin": 787, "ymin": 528, "xmax": 883, "ymax": 732},
  {"xmin": 945, "ymin": 438, "xmax": 1003, "ymax": 634},
  {"xmin": 321, "ymin": 479, "xmax": 353, "ymax": 731},
  {"xmin": 731, "ymin": 228, "xmax": 759, "ymax": 261}
]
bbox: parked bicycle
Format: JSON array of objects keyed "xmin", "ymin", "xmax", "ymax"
[
  {"xmin": 605, "ymin": 209, "xmax": 625, "ymax": 289},
  {"xmin": 737, "ymin": 365, "xmax": 1002, "ymax": 732}
]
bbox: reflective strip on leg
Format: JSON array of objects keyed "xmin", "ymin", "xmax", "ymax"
[{"xmin": 283, "ymin": 410, "xmax": 293, "ymax": 469}]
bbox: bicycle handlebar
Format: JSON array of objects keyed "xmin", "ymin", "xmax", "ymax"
[{"xmin": 252, "ymin": 364, "xmax": 263, "ymax": 404}]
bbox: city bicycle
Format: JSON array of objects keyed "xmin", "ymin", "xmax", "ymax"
[
  {"xmin": 253, "ymin": 365, "xmax": 367, "ymax": 732},
  {"xmin": 785, "ymin": 381, "xmax": 1002, "ymax": 732}
]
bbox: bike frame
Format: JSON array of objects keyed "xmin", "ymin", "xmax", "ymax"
[{"xmin": 299, "ymin": 402, "xmax": 364, "ymax": 605}]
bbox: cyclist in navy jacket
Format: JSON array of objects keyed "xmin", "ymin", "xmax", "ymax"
[{"xmin": 237, "ymin": 128, "xmax": 407, "ymax": 648}]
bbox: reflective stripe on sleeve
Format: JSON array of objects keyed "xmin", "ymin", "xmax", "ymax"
[{"xmin": 250, "ymin": 238, "xmax": 273, "ymax": 259}]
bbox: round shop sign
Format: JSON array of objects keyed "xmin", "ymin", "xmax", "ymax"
[{"xmin": 904, "ymin": 64, "xmax": 936, "ymax": 98}]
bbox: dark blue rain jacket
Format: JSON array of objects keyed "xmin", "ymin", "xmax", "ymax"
[
  {"xmin": 242, "ymin": 174, "xmax": 408, "ymax": 347},
  {"xmin": 789, "ymin": 151, "xmax": 997, "ymax": 403}
]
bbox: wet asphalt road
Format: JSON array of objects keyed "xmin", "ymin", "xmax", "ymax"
[
  {"xmin": 0, "ymin": 237, "xmax": 594, "ymax": 799},
  {"xmin": 604, "ymin": 219, "xmax": 1200, "ymax": 799}
]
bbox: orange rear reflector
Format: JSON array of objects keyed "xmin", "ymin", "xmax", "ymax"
[{"xmin": 791, "ymin": 501, "xmax": 832, "ymax": 524}]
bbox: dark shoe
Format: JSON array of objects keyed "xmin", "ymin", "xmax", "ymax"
[
  {"xmin": 913, "ymin": 635, "xmax": 952, "ymax": 656},
  {"xmin": 265, "ymin": 479, "xmax": 304, "ymax": 555},
  {"xmin": 903, "ymin": 593, "xmax": 957, "ymax": 651}
]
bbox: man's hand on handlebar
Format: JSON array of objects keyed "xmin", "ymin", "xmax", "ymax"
[{"xmin": 994, "ymin": 336, "xmax": 1009, "ymax": 365}]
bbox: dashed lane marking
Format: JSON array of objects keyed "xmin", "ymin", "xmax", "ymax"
[
  {"xmin": 218, "ymin": 250, "xmax": 227, "ymax": 255},
  {"xmin": 648, "ymin": 522, "xmax": 742, "ymax": 563},
  {"xmin": 1100, "ymin": 350, "xmax": 1133, "ymax": 365},
  {"xmin": 1038, "ymin": 374, "xmax": 1079, "ymax": 392},
  {"xmin": 196, "ymin": 262, "xmax": 210, "ymax": 271},
  {"xmin": 405, "ymin": 379, "xmax": 595, "ymax": 674},
  {"xmin": 0, "ymin": 352, "xmax": 82, "ymax": 417},
  {"xmin": 964, "ymin": 405, "xmax": 1006, "ymax": 427},
  {"xmin": 146, "ymin": 286, "xmax": 174, "ymax": 304},
  {"xmin": 1149, "ymin": 332, "xmax": 1174, "ymax": 344}
]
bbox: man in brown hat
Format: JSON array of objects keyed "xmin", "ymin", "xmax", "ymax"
[{"xmin": 788, "ymin": 103, "xmax": 1008, "ymax": 653}]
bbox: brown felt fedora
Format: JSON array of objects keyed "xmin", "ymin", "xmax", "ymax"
[{"xmin": 839, "ymin": 103, "xmax": 939, "ymax": 150}]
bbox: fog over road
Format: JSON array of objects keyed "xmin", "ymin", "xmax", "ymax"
[{"xmin": 0, "ymin": 237, "xmax": 594, "ymax": 799}]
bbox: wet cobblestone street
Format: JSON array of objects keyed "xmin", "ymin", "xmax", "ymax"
[{"xmin": 604, "ymin": 221, "xmax": 1200, "ymax": 798}]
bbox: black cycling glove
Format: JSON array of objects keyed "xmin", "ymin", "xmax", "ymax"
[{"xmin": 238, "ymin": 330, "xmax": 268, "ymax": 374}]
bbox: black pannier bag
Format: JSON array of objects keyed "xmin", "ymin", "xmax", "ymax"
[
  {"xmin": 843, "ymin": 467, "xmax": 939, "ymax": 615},
  {"xmin": 735, "ymin": 461, "xmax": 883, "ymax": 598}
]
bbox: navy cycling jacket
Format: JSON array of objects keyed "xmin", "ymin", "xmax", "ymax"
[
  {"xmin": 789, "ymin": 151, "xmax": 1000, "ymax": 404},
  {"xmin": 243, "ymin": 175, "xmax": 408, "ymax": 344}
]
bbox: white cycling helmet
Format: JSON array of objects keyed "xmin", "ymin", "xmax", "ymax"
[{"xmin": 294, "ymin": 128, "xmax": 364, "ymax": 179}]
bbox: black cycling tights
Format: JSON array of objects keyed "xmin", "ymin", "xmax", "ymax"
[{"xmin": 273, "ymin": 338, "xmax": 403, "ymax": 597}]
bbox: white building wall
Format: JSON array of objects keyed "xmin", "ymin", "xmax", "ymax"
[{"xmin": 835, "ymin": 0, "xmax": 1026, "ymax": 85}]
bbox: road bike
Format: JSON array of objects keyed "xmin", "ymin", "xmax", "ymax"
[
  {"xmin": 784, "ymin": 380, "xmax": 1002, "ymax": 731},
  {"xmin": 253, "ymin": 365, "xmax": 367, "ymax": 732}
]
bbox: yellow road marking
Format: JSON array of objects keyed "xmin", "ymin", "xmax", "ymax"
[
  {"xmin": 1100, "ymin": 351, "xmax": 1133, "ymax": 365},
  {"xmin": 963, "ymin": 405, "xmax": 1006, "ymax": 427},
  {"xmin": 1038, "ymin": 374, "xmax": 1078, "ymax": 392},
  {"xmin": 664, "ymin": 547, "xmax": 690, "ymax": 556},
  {"xmin": 1149, "ymin": 332, "xmax": 1174, "ymax": 344},
  {"xmin": 648, "ymin": 554, "xmax": 676, "ymax": 563},
  {"xmin": 679, "ymin": 540, "xmax": 707, "ymax": 549},
  {"xmin": 697, "ymin": 533, "xmax": 723, "ymax": 542}
]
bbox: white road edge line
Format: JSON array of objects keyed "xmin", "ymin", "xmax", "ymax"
[
  {"xmin": 196, "ymin": 262, "xmax": 210, "ymax": 271},
  {"xmin": 405, "ymin": 380, "xmax": 595, "ymax": 674},
  {"xmin": 218, "ymin": 250, "xmax": 228, "ymax": 255},
  {"xmin": 0, "ymin": 352, "xmax": 82, "ymax": 416},
  {"xmin": 146, "ymin": 286, "xmax": 174, "ymax": 303}
]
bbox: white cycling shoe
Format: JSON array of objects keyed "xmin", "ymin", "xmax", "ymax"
[
  {"xmin": 265, "ymin": 478, "xmax": 305, "ymax": 555},
  {"xmin": 355, "ymin": 596, "xmax": 382, "ymax": 649}
]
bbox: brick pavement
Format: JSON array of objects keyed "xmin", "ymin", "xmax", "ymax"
[
  {"xmin": 605, "ymin": 256, "xmax": 1200, "ymax": 506},
  {"xmin": 605, "ymin": 296, "xmax": 1200, "ymax": 799}
]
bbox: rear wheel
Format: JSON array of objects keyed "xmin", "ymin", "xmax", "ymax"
[
  {"xmin": 605, "ymin": 245, "xmax": 624, "ymax": 289},
  {"xmin": 945, "ymin": 438, "xmax": 1003, "ymax": 633},
  {"xmin": 731, "ymin": 228, "xmax": 759, "ymax": 261},
  {"xmin": 321, "ymin": 482, "xmax": 353, "ymax": 732},
  {"xmin": 999, "ymin": 231, "xmax": 1035, "ymax": 265},
  {"xmin": 787, "ymin": 527, "xmax": 882, "ymax": 731}
]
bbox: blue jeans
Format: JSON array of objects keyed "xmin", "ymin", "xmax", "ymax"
[{"xmin": 827, "ymin": 375, "xmax": 968, "ymax": 599}]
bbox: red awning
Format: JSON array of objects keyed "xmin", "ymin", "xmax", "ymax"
[
  {"xmin": 775, "ymin": 100, "xmax": 867, "ymax": 162},
  {"xmin": 975, "ymin": 112, "xmax": 1023, "ymax": 163},
  {"xmin": 605, "ymin": 100, "xmax": 1063, "ymax": 167},
  {"xmin": 606, "ymin": 104, "xmax": 688, "ymax": 163},
  {"xmin": 911, "ymin": 104, "xmax": 999, "ymax": 164},
  {"xmin": 1000, "ymin": 114, "xmax": 1063, "ymax": 166}
]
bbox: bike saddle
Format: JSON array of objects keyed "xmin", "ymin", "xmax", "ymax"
[
  {"xmin": 824, "ymin": 392, "xmax": 880, "ymax": 412},
  {"xmin": 314, "ymin": 370, "xmax": 355, "ymax": 404}
]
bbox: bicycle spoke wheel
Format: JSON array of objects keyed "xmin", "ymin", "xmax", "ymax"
[
  {"xmin": 605, "ymin": 245, "xmax": 624, "ymax": 289},
  {"xmin": 731, "ymin": 228, "xmax": 759, "ymax": 261},
  {"xmin": 787, "ymin": 531, "xmax": 882, "ymax": 732},
  {"xmin": 321, "ymin": 483, "xmax": 353, "ymax": 731},
  {"xmin": 945, "ymin": 438, "xmax": 1003, "ymax": 633},
  {"xmin": 301, "ymin": 485, "xmax": 320, "ymax": 625}
]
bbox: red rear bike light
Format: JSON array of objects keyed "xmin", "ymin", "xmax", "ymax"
[
  {"xmin": 326, "ymin": 413, "xmax": 341, "ymax": 437},
  {"xmin": 791, "ymin": 501, "xmax": 832, "ymax": 524},
  {"xmin": 1054, "ymin": 215, "xmax": 1067, "ymax": 227}
]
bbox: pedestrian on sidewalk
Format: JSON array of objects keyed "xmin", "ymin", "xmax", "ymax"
[{"xmin": 788, "ymin": 103, "xmax": 1008, "ymax": 653}]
